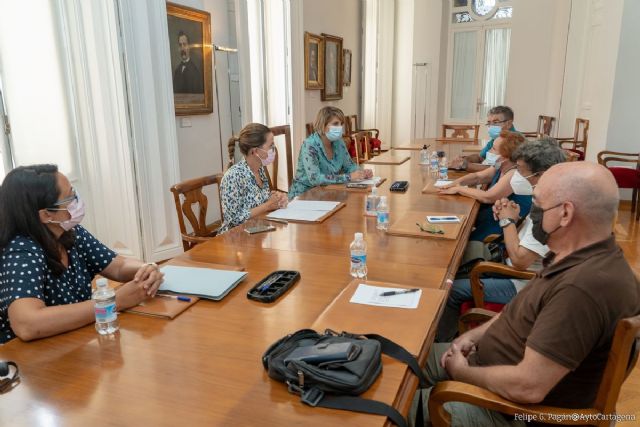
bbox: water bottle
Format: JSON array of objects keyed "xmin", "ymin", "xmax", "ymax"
[
  {"xmin": 365, "ymin": 187, "xmax": 379, "ymax": 216},
  {"xmin": 438, "ymin": 151, "xmax": 448, "ymax": 180},
  {"xmin": 349, "ymin": 232, "xmax": 368, "ymax": 278},
  {"xmin": 420, "ymin": 145, "xmax": 430, "ymax": 164},
  {"xmin": 93, "ymin": 278, "xmax": 119, "ymax": 335},
  {"xmin": 429, "ymin": 151, "xmax": 439, "ymax": 175},
  {"xmin": 376, "ymin": 196, "xmax": 390, "ymax": 230}
]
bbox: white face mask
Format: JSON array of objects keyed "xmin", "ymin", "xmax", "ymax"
[
  {"xmin": 510, "ymin": 170, "xmax": 536, "ymax": 196},
  {"xmin": 482, "ymin": 151, "xmax": 500, "ymax": 166}
]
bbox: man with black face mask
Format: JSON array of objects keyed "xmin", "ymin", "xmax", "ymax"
[{"xmin": 414, "ymin": 162, "xmax": 640, "ymax": 426}]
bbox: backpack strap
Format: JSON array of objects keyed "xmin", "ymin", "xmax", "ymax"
[{"xmin": 363, "ymin": 333, "xmax": 429, "ymax": 388}]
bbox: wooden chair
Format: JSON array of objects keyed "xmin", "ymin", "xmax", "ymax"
[
  {"xmin": 441, "ymin": 124, "xmax": 480, "ymax": 140},
  {"xmin": 522, "ymin": 115, "xmax": 555, "ymax": 138},
  {"xmin": 458, "ymin": 261, "xmax": 536, "ymax": 334},
  {"xmin": 348, "ymin": 114, "xmax": 382, "ymax": 156},
  {"xmin": 349, "ymin": 131, "xmax": 371, "ymax": 165},
  {"xmin": 269, "ymin": 124, "xmax": 294, "ymax": 192},
  {"xmin": 598, "ymin": 150, "xmax": 640, "ymax": 221},
  {"xmin": 430, "ymin": 313, "xmax": 640, "ymax": 427},
  {"xmin": 557, "ymin": 118, "xmax": 589, "ymax": 160},
  {"xmin": 170, "ymin": 174, "xmax": 223, "ymax": 251}
]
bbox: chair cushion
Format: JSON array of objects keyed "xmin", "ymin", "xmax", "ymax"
[
  {"xmin": 370, "ymin": 138, "xmax": 382, "ymax": 149},
  {"xmin": 608, "ymin": 166, "xmax": 640, "ymax": 189},
  {"xmin": 460, "ymin": 301, "xmax": 505, "ymax": 314}
]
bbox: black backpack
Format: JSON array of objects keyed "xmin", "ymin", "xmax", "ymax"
[{"xmin": 262, "ymin": 329, "xmax": 428, "ymax": 427}]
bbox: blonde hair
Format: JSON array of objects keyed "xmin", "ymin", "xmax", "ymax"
[
  {"xmin": 313, "ymin": 106, "xmax": 345, "ymax": 135},
  {"xmin": 227, "ymin": 123, "xmax": 271, "ymax": 168}
]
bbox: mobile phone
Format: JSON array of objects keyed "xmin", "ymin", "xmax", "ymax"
[
  {"xmin": 426, "ymin": 216, "xmax": 461, "ymax": 224},
  {"xmin": 284, "ymin": 342, "xmax": 360, "ymax": 365},
  {"xmin": 245, "ymin": 225, "xmax": 276, "ymax": 234},
  {"xmin": 390, "ymin": 181, "xmax": 409, "ymax": 192},
  {"xmin": 347, "ymin": 183, "xmax": 368, "ymax": 189}
]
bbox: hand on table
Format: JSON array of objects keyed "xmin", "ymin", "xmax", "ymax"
[
  {"xmin": 362, "ymin": 169, "xmax": 374, "ymax": 179},
  {"xmin": 116, "ymin": 264, "xmax": 164, "ymax": 309},
  {"xmin": 438, "ymin": 186, "xmax": 460, "ymax": 195},
  {"xmin": 350, "ymin": 170, "xmax": 367, "ymax": 181}
]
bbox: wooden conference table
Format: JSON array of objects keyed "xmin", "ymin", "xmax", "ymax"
[{"xmin": 0, "ymin": 149, "xmax": 479, "ymax": 427}]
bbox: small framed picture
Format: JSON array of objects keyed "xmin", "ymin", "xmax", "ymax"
[
  {"xmin": 167, "ymin": 2, "xmax": 213, "ymax": 115},
  {"xmin": 343, "ymin": 49, "xmax": 352, "ymax": 86},
  {"xmin": 321, "ymin": 33, "xmax": 343, "ymax": 101},
  {"xmin": 304, "ymin": 32, "xmax": 324, "ymax": 90}
]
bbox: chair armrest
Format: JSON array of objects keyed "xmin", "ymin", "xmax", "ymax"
[
  {"xmin": 469, "ymin": 262, "xmax": 537, "ymax": 308},
  {"xmin": 358, "ymin": 128, "xmax": 380, "ymax": 138},
  {"xmin": 458, "ymin": 308, "xmax": 498, "ymax": 333},
  {"xmin": 482, "ymin": 234, "xmax": 501, "ymax": 244},
  {"xmin": 521, "ymin": 131, "xmax": 539, "ymax": 138},
  {"xmin": 428, "ymin": 381, "xmax": 600, "ymax": 426},
  {"xmin": 555, "ymin": 137, "xmax": 575, "ymax": 141}
]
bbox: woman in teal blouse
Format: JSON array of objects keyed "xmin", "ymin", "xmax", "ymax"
[{"xmin": 289, "ymin": 107, "xmax": 373, "ymax": 198}]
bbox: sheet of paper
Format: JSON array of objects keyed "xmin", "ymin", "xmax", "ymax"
[
  {"xmin": 286, "ymin": 200, "xmax": 340, "ymax": 211},
  {"xmin": 349, "ymin": 284, "xmax": 422, "ymax": 309},
  {"xmin": 267, "ymin": 208, "xmax": 327, "ymax": 222},
  {"xmin": 159, "ymin": 266, "xmax": 247, "ymax": 300},
  {"xmin": 356, "ymin": 177, "xmax": 382, "ymax": 185},
  {"xmin": 434, "ymin": 180, "xmax": 453, "ymax": 187}
]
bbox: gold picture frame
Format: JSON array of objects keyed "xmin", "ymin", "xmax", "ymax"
[
  {"xmin": 167, "ymin": 2, "xmax": 213, "ymax": 115},
  {"xmin": 304, "ymin": 32, "xmax": 324, "ymax": 90},
  {"xmin": 321, "ymin": 33, "xmax": 343, "ymax": 101}
]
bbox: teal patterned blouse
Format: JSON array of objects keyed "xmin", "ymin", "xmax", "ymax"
[{"xmin": 288, "ymin": 132, "xmax": 358, "ymax": 199}]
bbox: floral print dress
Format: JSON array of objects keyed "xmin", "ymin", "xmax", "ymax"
[
  {"xmin": 219, "ymin": 159, "xmax": 271, "ymax": 234},
  {"xmin": 288, "ymin": 132, "xmax": 358, "ymax": 199}
]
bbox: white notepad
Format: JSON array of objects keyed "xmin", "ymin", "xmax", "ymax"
[
  {"xmin": 349, "ymin": 284, "xmax": 422, "ymax": 309},
  {"xmin": 159, "ymin": 266, "xmax": 247, "ymax": 301},
  {"xmin": 267, "ymin": 200, "xmax": 340, "ymax": 222},
  {"xmin": 355, "ymin": 177, "xmax": 382, "ymax": 185}
]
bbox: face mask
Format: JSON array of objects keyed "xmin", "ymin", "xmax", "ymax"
[
  {"xmin": 326, "ymin": 126, "xmax": 343, "ymax": 142},
  {"xmin": 49, "ymin": 197, "xmax": 86, "ymax": 231},
  {"xmin": 530, "ymin": 203, "xmax": 562, "ymax": 244},
  {"xmin": 488, "ymin": 125, "xmax": 502, "ymax": 139},
  {"xmin": 482, "ymin": 151, "xmax": 500, "ymax": 166},
  {"xmin": 256, "ymin": 147, "xmax": 276, "ymax": 166},
  {"xmin": 510, "ymin": 170, "xmax": 536, "ymax": 196}
]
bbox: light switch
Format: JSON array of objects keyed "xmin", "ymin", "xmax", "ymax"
[{"xmin": 180, "ymin": 117, "xmax": 192, "ymax": 127}]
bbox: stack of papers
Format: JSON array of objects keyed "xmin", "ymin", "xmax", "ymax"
[
  {"xmin": 349, "ymin": 284, "xmax": 422, "ymax": 309},
  {"xmin": 159, "ymin": 266, "xmax": 247, "ymax": 301},
  {"xmin": 267, "ymin": 200, "xmax": 340, "ymax": 222},
  {"xmin": 434, "ymin": 180, "xmax": 453, "ymax": 187},
  {"xmin": 356, "ymin": 177, "xmax": 382, "ymax": 185}
]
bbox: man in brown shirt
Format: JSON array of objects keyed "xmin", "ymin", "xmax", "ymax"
[{"xmin": 414, "ymin": 162, "xmax": 640, "ymax": 426}]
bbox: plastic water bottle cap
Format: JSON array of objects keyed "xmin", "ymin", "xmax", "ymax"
[
  {"xmin": 422, "ymin": 144, "xmax": 427, "ymax": 149},
  {"xmin": 355, "ymin": 232, "xmax": 363, "ymax": 240},
  {"xmin": 96, "ymin": 278, "xmax": 109, "ymax": 288},
  {"xmin": 379, "ymin": 196, "xmax": 387, "ymax": 202}
]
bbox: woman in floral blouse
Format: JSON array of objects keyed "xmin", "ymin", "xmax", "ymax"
[
  {"xmin": 289, "ymin": 107, "xmax": 373, "ymax": 198},
  {"xmin": 219, "ymin": 123, "xmax": 288, "ymax": 234}
]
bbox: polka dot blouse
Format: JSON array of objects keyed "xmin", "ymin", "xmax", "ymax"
[{"xmin": 0, "ymin": 225, "xmax": 116, "ymax": 344}]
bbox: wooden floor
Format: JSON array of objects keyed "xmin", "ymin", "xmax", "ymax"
[{"xmin": 613, "ymin": 202, "xmax": 640, "ymax": 425}]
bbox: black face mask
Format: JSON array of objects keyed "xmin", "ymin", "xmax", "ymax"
[{"xmin": 530, "ymin": 202, "xmax": 563, "ymax": 244}]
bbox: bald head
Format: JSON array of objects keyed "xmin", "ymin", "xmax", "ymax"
[{"xmin": 536, "ymin": 162, "xmax": 619, "ymax": 228}]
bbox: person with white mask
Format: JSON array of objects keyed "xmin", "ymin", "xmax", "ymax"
[
  {"xmin": 289, "ymin": 106, "xmax": 373, "ymax": 198},
  {"xmin": 436, "ymin": 139, "xmax": 567, "ymax": 342},
  {"xmin": 0, "ymin": 165, "xmax": 164, "ymax": 344},
  {"xmin": 449, "ymin": 105, "xmax": 517, "ymax": 172},
  {"xmin": 219, "ymin": 123, "xmax": 289, "ymax": 234}
]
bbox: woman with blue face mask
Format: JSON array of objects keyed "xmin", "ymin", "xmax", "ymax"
[
  {"xmin": 219, "ymin": 123, "xmax": 288, "ymax": 234},
  {"xmin": 0, "ymin": 165, "xmax": 165, "ymax": 344},
  {"xmin": 289, "ymin": 107, "xmax": 373, "ymax": 198}
]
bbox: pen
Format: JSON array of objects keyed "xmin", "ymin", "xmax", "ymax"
[
  {"xmin": 267, "ymin": 218, "xmax": 288, "ymax": 224},
  {"xmin": 380, "ymin": 288, "xmax": 420, "ymax": 297},
  {"xmin": 158, "ymin": 294, "xmax": 192, "ymax": 302},
  {"xmin": 258, "ymin": 274, "xmax": 280, "ymax": 292}
]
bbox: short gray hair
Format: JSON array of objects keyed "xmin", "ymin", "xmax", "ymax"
[
  {"xmin": 513, "ymin": 138, "xmax": 567, "ymax": 173},
  {"xmin": 488, "ymin": 105, "xmax": 514, "ymax": 121}
]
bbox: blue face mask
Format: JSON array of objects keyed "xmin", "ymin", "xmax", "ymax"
[
  {"xmin": 326, "ymin": 126, "xmax": 343, "ymax": 142},
  {"xmin": 488, "ymin": 125, "xmax": 502, "ymax": 139}
]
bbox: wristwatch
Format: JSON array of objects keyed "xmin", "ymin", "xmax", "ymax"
[{"xmin": 499, "ymin": 218, "xmax": 517, "ymax": 228}]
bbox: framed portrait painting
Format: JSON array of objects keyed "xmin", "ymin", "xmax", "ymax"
[
  {"xmin": 167, "ymin": 2, "xmax": 213, "ymax": 115},
  {"xmin": 321, "ymin": 33, "xmax": 343, "ymax": 101},
  {"xmin": 343, "ymin": 49, "xmax": 352, "ymax": 86},
  {"xmin": 304, "ymin": 32, "xmax": 324, "ymax": 90}
]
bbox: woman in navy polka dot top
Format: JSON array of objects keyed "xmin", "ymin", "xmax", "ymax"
[{"xmin": 0, "ymin": 165, "xmax": 165, "ymax": 344}]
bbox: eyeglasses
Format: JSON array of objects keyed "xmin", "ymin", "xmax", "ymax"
[
  {"xmin": 47, "ymin": 188, "xmax": 78, "ymax": 210},
  {"xmin": 416, "ymin": 222, "xmax": 445, "ymax": 235},
  {"xmin": 485, "ymin": 119, "xmax": 509, "ymax": 126}
]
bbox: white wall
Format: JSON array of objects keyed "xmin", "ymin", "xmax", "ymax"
[
  {"xmin": 170, "ymin": 0, "xmax": 235, "ymax": 224},
  {"xmin": 302, "ymin": 0, "xmax": 362, "ymax": 127},
  {"xmin": 606, "ymin": 0, "xmax": 640, "ymax": 154},
  {"xmin": 391, "ymin": 0, "xmax": 415, "ymax": 146}
]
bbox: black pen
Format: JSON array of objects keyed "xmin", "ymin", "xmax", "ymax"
[{"xmin": 380, "ymin": 288, "xmax": 420, "ymax": 297}]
